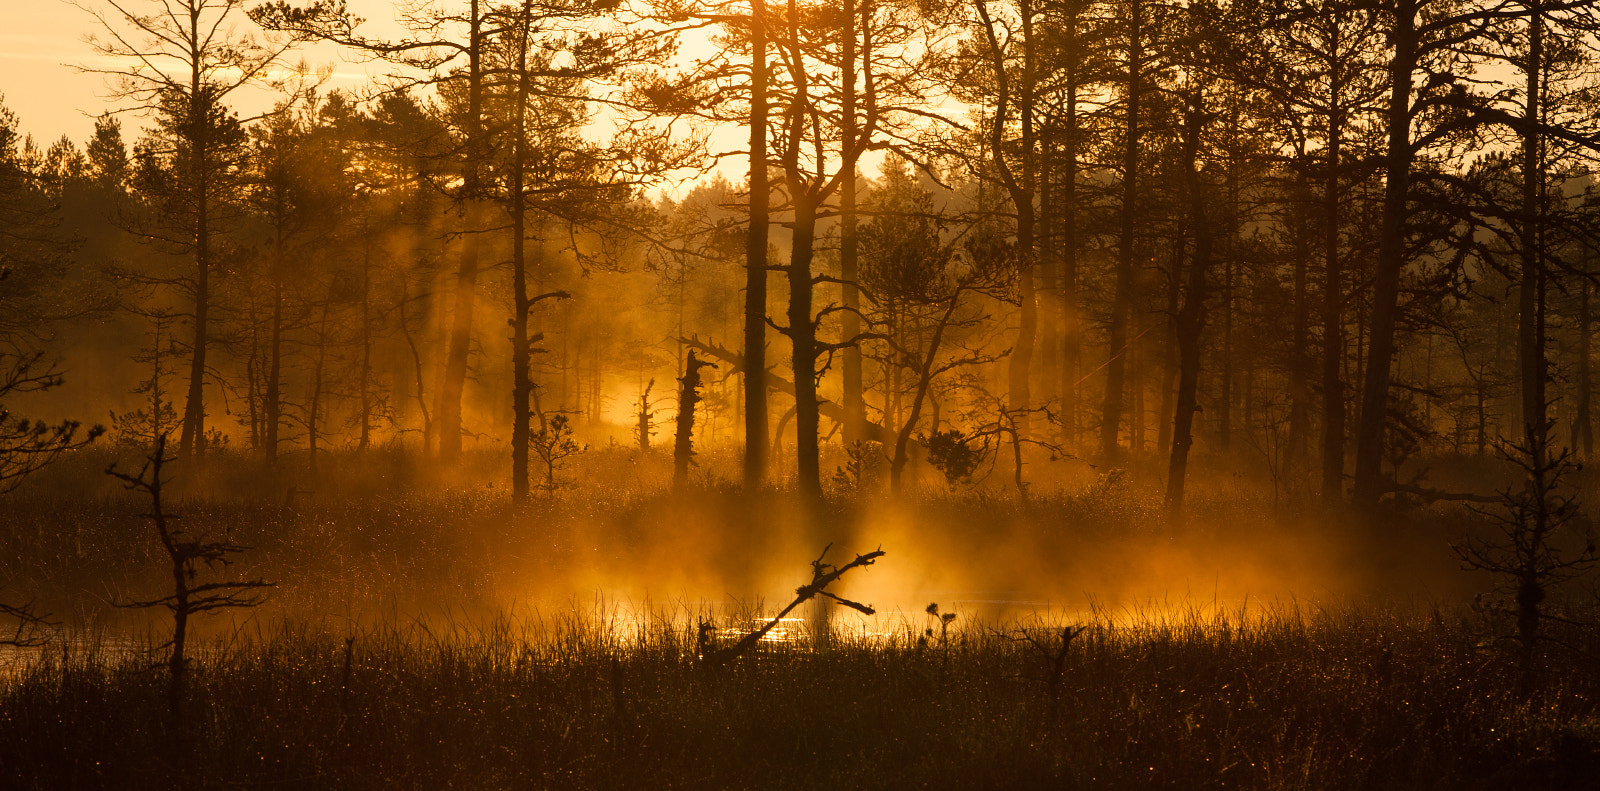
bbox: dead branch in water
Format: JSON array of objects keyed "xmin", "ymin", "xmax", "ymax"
[
  {"xmin": 0, "ymin": 596, "xmax": 54, "ymax": 648},
  {"xmin": 703, "ymin": 544, "xmax": 884, "ymax": 670}
]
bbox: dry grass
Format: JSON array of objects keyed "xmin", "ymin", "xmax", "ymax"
[
  {"xmin": 2, "ymin": 604, "xmax": 1598, "ymax": 790},
  {"xmin": 2, "ymin": 448, "xmax": 1598, "ymax": 788}
]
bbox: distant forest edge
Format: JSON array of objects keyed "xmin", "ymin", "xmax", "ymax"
[{"xmin": 2, "ymin": 0, "xmax": 1600, "ymax": 515}]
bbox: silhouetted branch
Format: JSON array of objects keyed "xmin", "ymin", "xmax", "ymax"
[
  {"xmin": 0, "ymin": 596, "xmax": 55, "ymax": 648},
  {"xmin": 703, "ymin": 544, "xmax": 885, "ymax": 670}
]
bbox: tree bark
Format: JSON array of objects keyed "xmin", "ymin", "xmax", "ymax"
[
  {"xmin": 510, "ymin": 23, "xmax": 532, "ymax": 503},
  {"xmin": 1518, "ymin": 4, "xmax": 1546, "ymax": 446},
  {"xmin": 1059, "ymin": 1, "xmax": 1083, "ymax": 449},
  {"xmin": 975, "ymin": 0, "xmax": 1037, "ymax": 441},
  {"xmin": 1219, "ymin": 258, "xmax": 1233, "ymax": 450},
  {"xmin": 787, "ymin": 192, "xmax": 823, "ymax": 499},
  {"xmin": 1321, "ymin": 43, "xmax": 1346, "ymax": 503},
  {"xmin": 1102, "ymin": 0, "xmax": 1143, "ymax": 463},
  {"xmin": 178, "ymin": 56, "xmax": 211, "ymax": 458},
  {"xmin": 840, "ymin": 0, "xmax": 865, "ymax": 447},
  {"xmin": 744, "ymin": 0, "xmax": 770, "ymax": 488},
  {"xmin": 266, "ymin": 223, "xmax": 283, "ymax": 464},
  {"xmin": 1351, "ymin": 0, "xmax": 1417, "ymax": 512},
  {"xmin": 357, "ymin": 216, "xmax": 374, "ymax": 451},
  {"xmin": 434, "ymin": 0, "xmax": 486, "ymax": 462},
  {"xmin": 1167, "ymin": 93, "xmax": 1211, "ymax": 522},
  {"xmin": 1008, "ymin": 0, "xmax": 1037, "ymax": 441},
  {"xmin": 775, "ymin": 0, "xmax": 872, "ymax": 499},
  {"xmin": 1577, "ymin": 277, "xmax": 1593, "ymax": 458},
  {"xmin": 1156, "ymin": 229, "xmax": 1185, "ymax": 456},
  {"xmin": 307, "ymin": 300, "xmax": 330, "ymax": 477},
  {"xmin": 1289, "ymin": 163, "xmax": 1311, "ymax": 478}
]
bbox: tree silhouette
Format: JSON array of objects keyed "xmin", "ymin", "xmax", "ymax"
[
  {"xmin": 0, "ymin": 101, "xmax": 103, "ymax": 491},
  {"xmin": 80, "ymin": 0, "xmax": 307, "ymax": 458}
]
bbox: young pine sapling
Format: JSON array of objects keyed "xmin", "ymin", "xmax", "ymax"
[
  {"xmin": 831, "ymin": 440, "xmax": 885, "ymax": 492},
  {"xmin": 530, "ymin": 413, "xmax": 585, "ymax": 496},
  {"xmin": 1454, "ymin": 421, "xmax": 1597, "ymax": 695}
]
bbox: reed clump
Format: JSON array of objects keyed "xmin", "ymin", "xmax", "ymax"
[{"xmin": 2, "ymin": 603, "xmax": 1597, "ymax": 790}]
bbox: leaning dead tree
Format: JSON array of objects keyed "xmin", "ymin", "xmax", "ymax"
[
  {"xmin": 674, "ymin": 350, "xmax": 715, "ymax": 488},
  {"xmin": 702, "ymin": 544, "xmax": 884, "ymax": 670},
  {"xmin": 107, "ymin": 436, "xmax": 272, "ymax": 720}
]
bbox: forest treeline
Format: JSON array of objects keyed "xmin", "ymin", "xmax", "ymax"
[{"xmin": 4, "ymin": 0, "xmax": 1600, "ymax": 514}]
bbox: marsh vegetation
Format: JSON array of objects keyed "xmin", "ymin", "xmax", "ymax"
[
  {"xmin": 7, "ymin": 0, "xmax": 1600, "ymax": 785},
  {"xmin": 0, "ymin": 448, "xmax": 1596, "ymax": 789}
]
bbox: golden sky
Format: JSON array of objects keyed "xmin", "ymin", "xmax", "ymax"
[{"xmin": 4, "ymin": 0, "xmax": 406, "ymax": 147}]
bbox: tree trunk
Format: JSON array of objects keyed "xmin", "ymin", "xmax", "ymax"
[
  {"xmin": 308, "ymin": 300, "xmax": 329, "ymax": 477},
  {"xmin": 1321, "ymin": 97, "xmax": 1345, "ymax": 503},
  {"xmin": 399, "ymin": 281, "xmax": 432, "ymax": 449},
  {"xmin": 840, "ymin": 0, "xmax": 865, "ymax": 447},
  {"xmin": 1167, "ymin": 93, "xmax": 1211, "ymax": 522},
  {"xmin": 1289, "ymin": 163, "xmax": 1311, "ymax": 478},
  {"xmin": 1038, "ymin": 142, "xmax": 1059, "ymax": 423},
  {"xmin": 1577, "ymin": 277, "xmax": 1593, "ymax": 459},
  {"xmin": 179, "ymin": 73, "xmax": 210, "ymax": 458},
  {"xmin": 510, "ymin": 29, "xmax": 532, "ymax": 503},
  {"xmin": 1157, "ymin": 230, "xmax": 1184, "ymax": 456},
  {"xmin": 1059, "ymin": 5, "xmax": 1082, "ymax": 449},
  {"xmin": 1007, "ymin": 0, "xmax": 1037, "ymax": 441},
  {"xmin": 1218, "ymin": 256, "xmax": 1234, "ymax": 450},
  {"xmin": 1130, "ymin": 287, "xmax": 1145, "ymax": 452},
  {"xmin": 1102, "ymin": 0, "xmax": 1142, "ymax": 463},
  {"xmin": 744, "ymin": 0, "xmax": 770, "ymax": 488},
  {"xmin": 974, "ymin": 0, "xmax": 1037, "ymax": 441},
  {"xmin": 434, "ymin": 0, "xmax": 485, "ymax": 463},
  {"xmin": 436, "ymin": 216, "xmax": 481, "ymax": 460},
  {"xmin": 244, "ymin": 297, "xmax": 261, "ymax": 449},
  {"xmin": 1351, "ymin": 1, "xmax": 1416, "ymax": 512},
  {"xmin": 266, "ymin": 232, "xmax": 283, "ymax": 464},
  {"xmin": 1518, "ymin": 5, "xmax": 1546, "ymax": 447},
  {"xmin": 788, "ymin": 193, "xmax": 823, "ymax": 499},
  {"xmin": 358, "ymin": 217, "xmax": 374, "ymax": 451},
  {"xmin": 170, "ymin": 590, "xmax": 188, "ymax": 720}
]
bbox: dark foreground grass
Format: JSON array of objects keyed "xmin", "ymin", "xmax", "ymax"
[
  {"xmin": 3, "ymin": 449, "xmax": 1596, "ymax": 788},
  {"xmin": 3, "ymin": 606, "xmax": 1598, "ymax": 790}
]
